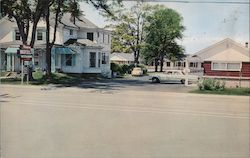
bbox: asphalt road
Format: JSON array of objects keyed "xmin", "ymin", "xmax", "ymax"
[{"xmin": 0, "ymin": 84, "xmax": 249, "ymax": 158}]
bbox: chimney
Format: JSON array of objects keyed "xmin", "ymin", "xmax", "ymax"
[{"xmin": 245, "ymin": 42, "xmax": 248, "ymax": 48}]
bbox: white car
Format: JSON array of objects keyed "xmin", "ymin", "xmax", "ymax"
[
  {"xmin": 131, "ymin": 67, "xmax": 143, "ymax": 76},
  {"xmin": 149, "ymin": 70, "xmax": 199, "ymax": 84}
]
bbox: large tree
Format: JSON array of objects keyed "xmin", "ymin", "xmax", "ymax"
[
  {"xmin": 105, "ymin": 1, "xmax": 154, "ymax": 65},
  {"xmin": 143, "ymin": 6, "xmax": 185, "ymax": 72}
]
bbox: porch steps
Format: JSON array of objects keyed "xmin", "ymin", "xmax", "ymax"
[{"xmin": 4, "ymin": 72, "xmax": 18, "ymax": 78}]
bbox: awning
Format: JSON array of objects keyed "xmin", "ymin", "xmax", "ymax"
[
  {"xmin": 5, "ymin": 47, "xmax": 19, "ymax": 54},
  {"xmin": 53, "ymin": 47, "xmax": 76, "ymax": 54}
]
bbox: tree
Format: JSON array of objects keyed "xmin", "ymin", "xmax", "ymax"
[
  {"xmin": 105, "ymin": 1, "xmax": 154, "ymax": 65},
  {"xmin": 143, "ymin": 6, "xmax": 185, "ymax": 72}
]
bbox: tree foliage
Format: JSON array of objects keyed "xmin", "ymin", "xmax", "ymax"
[
  {"xmin": 105, "ymin": 1, "xmax": 154, "ymax": 64},
  {"xmin": 143, "ymin": 6, "xmax": 185, "ymax": 72}
]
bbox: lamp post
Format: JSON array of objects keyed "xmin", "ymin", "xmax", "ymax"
[{"xmin": 184, "ymin": 58, "xmax": 190, "ymax": 86}]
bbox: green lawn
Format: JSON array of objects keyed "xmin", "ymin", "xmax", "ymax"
[
  {"xmin": 0, "ymin": 71, "xmax": 84, "ymax": 85},
  {"xmin": 31, "ymin": 71, "xmax": 84, "ymax": 85},
  {"xmin": 190, "ymin": 88, "xmax": 250, "ymax": 96}
]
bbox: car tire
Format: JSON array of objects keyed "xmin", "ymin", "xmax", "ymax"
[
  {"xmin": 180, "ymin": 79, "xmax": 185, "ymax": 84},
  {"xmin": 152, "ymin": 77, "xmax": 160, "ymax": 83}
]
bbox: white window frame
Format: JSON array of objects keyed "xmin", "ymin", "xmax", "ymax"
[{"xmin": 211, "ymin": 62, "xmax": 242, "ymax": 71}]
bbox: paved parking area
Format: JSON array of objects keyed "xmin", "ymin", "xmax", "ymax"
[{"xmin": 65, "ymin": 76, "xmax": 197, "ymax": 93}]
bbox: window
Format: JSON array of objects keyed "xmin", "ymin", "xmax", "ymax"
[
  {"xmin": 37, "ymin": 30, "xmax": 43, "ymax": 40},
  {"xmin": 87, "ymin": 32, "xmax": 94, "ymax": 41},
  {"xmin": 212, "ymin": 62, "xmax": 241, "ymax": 71},
  {"xmin": 227, "ymin": 63, "xmax": 241, "ymax": 70},
  {"xmin": 64, "ymin": 54, "xmax": 75, "ymax": 66},
  {"xmin": 102, "ymin": 53, "xmax": 107, "ymax": 64},
  {"xmin": 98, "ymin": 52, "xmax": 101, "ymax": 67},
  {"xmin": 103, "ymin": 33, "xmax": 105, "ymax": 43},
  {"xmin": 15, "ymin": 30, "xmax": 21, "ymax": 40},
  {"xmin": 97, "ymin": 32, "xmax": 100, "ymax": 37},
  {"xmin": 90, "ymin": 52, "xmax": 96, "ymax": 67},
  {"xmin": 166, "ymin": 62, "xmax": 171, "ymax": 67},
  {"xmin": 108, "ymin": 35, "xmax": 110, "ymax": 44},
  {"xmin": 178, "ymin": 62, "xmax": 182, "ymax": 67},
  {"xmin": 66, "ymin": 54, "xmax": 73, "ymax": 66},
  {"xmin": 69, "ymin": 29, "xmax": 73, "ymax": 35}
]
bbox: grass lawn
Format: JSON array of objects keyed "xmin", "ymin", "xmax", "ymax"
[
  {"xmin": 190, "ymin": 88, "xmax": 250, "ymax": 96},
  {"xmin": 31, "ymin": 71, "xmax": 84, "ymax": 85},
  {"xmin": 0, "ymin": 71, "xmax": 86, "ymax": 86}
]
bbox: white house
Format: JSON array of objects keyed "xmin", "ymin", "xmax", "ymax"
[{"xmin": 0, "ymin": 13, "xmax": 112, "ymax": 76}]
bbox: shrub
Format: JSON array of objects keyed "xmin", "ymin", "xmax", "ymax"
[
  {"xmin": 198, "ymin": 78, "xmax": 225, "ymax": 91},
  {"xmin": 111, "ymin": 63, "xmax": 148, "ymax": 75}
]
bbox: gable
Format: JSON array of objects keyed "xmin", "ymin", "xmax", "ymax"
[
  {"xmin": 193, "ymin": 38, "xmax": 250, "ymax": 60},
  {"xmin": 205, "ymin": 48, "xmax": 249, "ymax": 62}
]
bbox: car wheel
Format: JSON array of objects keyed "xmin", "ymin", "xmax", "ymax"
[
  {"xmin": 152, "ymin": 77, "xmax": 160, "ymax": 83},
  {"xmin": 180, "ymin": 79, "xmax": 185, "ymax": 84}
]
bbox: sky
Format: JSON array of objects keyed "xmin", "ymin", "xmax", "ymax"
[{"xmin": 80, "ymin": 0, "xmax": 249, "ymax": 54}]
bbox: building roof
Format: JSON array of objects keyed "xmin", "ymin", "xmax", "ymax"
[
  {"xmin": 0, "ymin": 41, "xmax": 46, "ymax": 48},
  {"xmin": 191, "ymin": 38, "xmax": 250, "ymax": 62},
  {"xmin": 55, "ymin": 13, "xmax": 98, "ymax": 29},
  {"xmin": 205, "ymin": 48, "xmax": 250, "ymax": 62},
  {"xmin": 193, "ymin": 38, "xmax": 249, "ymax": 59},
  {"xmin": 110, "ymin": 53, "xmax": 134, "ymax": 62},
  {"xmin": 64, "ymin": 38, "xmax": 102, "ymax": 48}
]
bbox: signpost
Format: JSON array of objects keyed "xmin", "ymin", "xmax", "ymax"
[{"xmin": 18, "ymin": 45, "xmax": 33, "ymax": 84}]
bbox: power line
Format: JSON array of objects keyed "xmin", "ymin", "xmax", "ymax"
[{"xmin": 124, "ymin": 0, "xmax": 250, "ymax": 4}]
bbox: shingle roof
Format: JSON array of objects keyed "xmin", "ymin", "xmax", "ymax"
[
  {"xmin": 54, "ymin": 13, "xmax": 98, "ymax": 29},
  {"xmin": 0, "ymin": 41, "xmax": 46, "ymax": 48},
  {"xmin": 64, "ymin": 38, "xmax": 102, "ymax": 48},
  {"xmin": 110, "ymin": 53, "xmax": 134, "ymax": 62}
]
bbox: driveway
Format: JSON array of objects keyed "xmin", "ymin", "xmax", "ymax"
[{"xmin": 70, "ymin": 76, "xmax": 196, "ymax": 93}]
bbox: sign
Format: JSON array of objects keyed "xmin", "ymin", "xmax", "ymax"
[
  {"xmin": 19, "ymin": 45, "xmax": 33, "ymax": 61},
  {"xmin": 21, "ymin": 58, "xmax": 32, "ymax": 61},
  {"xmin": 20, "ymin": 49, "xmax": 31, "ymax": 54}
]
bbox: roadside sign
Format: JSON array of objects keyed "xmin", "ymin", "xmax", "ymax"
[
  {"xmin": 20, "ymin": 49, "xmax": 32, "ymax": 55},
  {"xmin": 21, "ymin": 58, "xmax": 32, "ymax": 61}
]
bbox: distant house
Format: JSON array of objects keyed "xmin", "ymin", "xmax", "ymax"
[
  {"xmin": 0, "ymin": 13, "xmax": 112, "ymax": 76},
  {"xmin": 110, "ymin": 53, "xmax": 134, "ymax": 65}
]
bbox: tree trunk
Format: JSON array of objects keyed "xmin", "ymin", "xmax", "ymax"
[
  {"xmin": 45, "ymin": 4, "xmax": 51, "ymax": 76},
  {"xmin": 160, "ymin": 55, "xmax": 164, "ymax": 72},
  {"xmin": 154, "ymin": 58, "xmax": 158, "ymax": 72},
  {"xmin": 30, "ymin": 20, "xmax": 39, "ymax": 47}
]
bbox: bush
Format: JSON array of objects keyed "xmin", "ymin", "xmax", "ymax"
[
  {"xmin": 198, "ymin": 78, "xmax": 225, "ymax": 91},
  {"xmin": 110, "ymin": 63, "xmax": 148, "ymax": 75}
]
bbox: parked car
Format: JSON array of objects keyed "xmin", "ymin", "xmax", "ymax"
[
  {"xmin": 149, "ymin": 70, "xmax": 199, "ymax": 84},
  {"xmin": 131, "ymin": 67, "xmax": 143, "ymax": 76}
]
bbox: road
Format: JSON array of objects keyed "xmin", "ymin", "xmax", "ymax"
[{"xmin": 0, "ymin": 84, "xmax": 249, "ymax": 158}]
